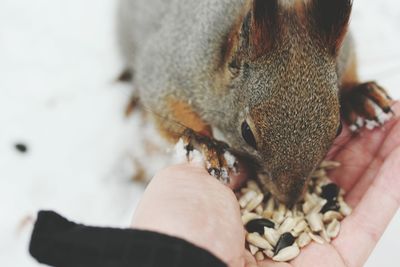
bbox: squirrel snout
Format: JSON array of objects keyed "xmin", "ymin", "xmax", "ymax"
[{"xmin": 259, "ymin": 172, "xmax": 308, "ymax": 207}]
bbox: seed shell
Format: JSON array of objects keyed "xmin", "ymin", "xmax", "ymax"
[
  {"xmin": 245, "ymin": 218, "xmax": 275, "ymax": 235},
  {"xmin": 274, "ymin": 232, "xmax": 295, "ymax": 255}
]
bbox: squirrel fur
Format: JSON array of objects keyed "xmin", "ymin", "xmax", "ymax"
[{"xmin": 117, "ymin": 0, "xmax": 393, "ymax": 205}]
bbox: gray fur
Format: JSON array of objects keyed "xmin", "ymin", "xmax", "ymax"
[{"xmin": 118, "ymin": 0, "xmax": 354, "ymax": 205}]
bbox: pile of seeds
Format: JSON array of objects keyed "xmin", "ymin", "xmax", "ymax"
[{"xmin": 238, "ymin": 161, "xmax": 352, "ymax": 262}]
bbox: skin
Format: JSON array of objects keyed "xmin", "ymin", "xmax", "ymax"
[{"xmin": 132, "ymin": 102, "xmax": 400, "ymax": 267}]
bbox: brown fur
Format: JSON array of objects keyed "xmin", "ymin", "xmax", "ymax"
[
  {"xmin": 158, "ymin": 97, "xmax": 212, "ymax": 141},
  {"xmin": 251, "ymin": 0, "xmax": 279, "ymax": 57}
]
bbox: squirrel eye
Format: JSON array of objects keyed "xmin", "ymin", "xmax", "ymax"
[
  {"xmin": 336, "ymin": 122, "xmax": 343, "ymax": 137},
  {"xmin": 241, "ymin": 121, "xmax": 257, "ymax": 149}
]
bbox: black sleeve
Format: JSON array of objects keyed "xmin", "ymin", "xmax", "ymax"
[{"xmin": 29, "ymin": 211, "xmax": 227, "ymax": 267}]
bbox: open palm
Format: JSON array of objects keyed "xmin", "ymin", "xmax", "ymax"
[
  {"xmin": 132, "ymin": 104, "xmax": 399, "ymax": 267},
  {"xmin": 243, "ymin": 102, "xmax": 400, "ymax": 267}
]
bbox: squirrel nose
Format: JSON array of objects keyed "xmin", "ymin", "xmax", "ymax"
[{"xmin": 273, "ymin": 174, "xmax": 308, "ymax": 207}]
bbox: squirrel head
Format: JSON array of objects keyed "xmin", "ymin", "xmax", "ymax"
[{"xmin": 221, "ymin": 0, "xmax": 352, "ymax": 206}]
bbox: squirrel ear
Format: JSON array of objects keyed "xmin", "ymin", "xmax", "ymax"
[
  {"xmin": 308, "ymin": 0, "xmax": 353, "ymax": 54},
  {"xmin": 250, "ymin": 0, "xmax": 279, "ymax": 57}
]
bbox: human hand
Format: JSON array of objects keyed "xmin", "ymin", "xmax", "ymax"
[{"xmin": 131, "ymin": 102, "xmax": 400, "ymax": 267}]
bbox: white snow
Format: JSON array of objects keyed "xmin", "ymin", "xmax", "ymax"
[{"xmin": 0, "ymin": 0, "xmax": 399, "ymax": 266}]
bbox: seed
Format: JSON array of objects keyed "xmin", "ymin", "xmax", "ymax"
[
  {"xmin": 255, "ymin": 205, "xmax": 264, "ymax": 215},
  {"xmin": 265, "ymin": 249, "xmax": 275, "ymax": 259},
  {"xmin": 255, "ymin": 251, "xmax": 265, "ymax": 261},
  {"xmin": 247, "ymin": 180, "xmax": 261, "ymax": 192},
  {"xmin": 285, "ymin": 210, "xmax": 293, "ymax": 218},
  {"xmin": 339, "ymin": 201, "xmax": 352, "ymax": 216},
  {"xmin": 293, "ymin": 219, "xmax": 308, "ymax": 235},
  {"xmin": 278, "ymin": 203, "xmax": 287, "ymax": 214},
  {"xmin": 265, "ymin": 197, "xmax": 275, "ymax": 212},
  {"xmin": 245, "ymin": 218, "xmax": 275, "ymax": 235},
  {"xmin": 242, "ymin": 213, "xmax": 261, "ymax": 225},
  {"xmin": 323, "ymin": 211, "xmax": 343, "ymax": 223},
  {"xmin": 310, "ymin": 199, "xmax": 328, "ymax": 214},
  {"xmin": 15, "ymin": 143, "xmax": 28, "ymax": 153},
  {"xmin": 247, "ymin": 233, "xmax": 273, "ymax": 250},
  {"xmin": 306, "ymin": 212, "xmax": 323, "ymax": 232},
  {"xmin": 326, "ymin": 219, "xmax": 341, "ymax": 238},
  {"xmin": 319, "ymin": 161, "xmax": 341, "ymax": 169},
  {"xmin": 297, "ymin": 232, "xmax": 312, "ymax": 248},
  {"xmin": 302, "ymin": 201, "xmax": 315, "ymax": 214},
  {"xmin": 239, "ymin": 191, "xmax": 257, "ymax": 208},
  {"xmin": 262, "ymin": 210, "xmax": 274, "ymax": 219},
  {"xmin": 273, "ymin": 210, "xmax": 285, "ymax": 224},
  {"xmin": 264, "ymin": 227, "xmax": 280, "ymax": 246},
  {"xmin": 321, "ymin": 200, "xmax": 340, "ymax": 213},
  {"xmin": 305, "ymin": 193, "xmax": 318, "ymax": 205},
  {"xmin": 321, "ymin": 183, "xmax": 340, "ymax": 201},
  {"xmin": 278, "ymin": 217, "xmax": 297, "ymax": 234},
  {"xmin": 320, "ymin": 228, "xmax": 331, "ymax": 243},
  {"xmin": 308, "ymin": 232, "xmax": 325, "ymax": 244},
  {"xmin": 272, "ymin": 246, "xmax": 300, "ymax": 262},
  {"xmin": 312, "ymin": 169, "xmax": 327, "ymax": 178},
  {"xmin": 274, "ymin": 232, "xmax": 295, "ymax": 255},
  {"xmin": 249, "ymin": 244, "xmax": 259, "ymax": 255},
  {"xmin": 246, "ymin": 193, "xmax": 264, "ymax": 212}
]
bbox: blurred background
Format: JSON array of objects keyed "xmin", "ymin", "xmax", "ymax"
[{"xmin": 0, "ymin": 0, "xmax": 399, "ymax": 266}]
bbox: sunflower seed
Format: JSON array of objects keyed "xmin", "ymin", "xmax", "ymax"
[
  {"xmin": 274, "ymin": 232, "xmax": 296, "ymax": 255},
  {"xmin": 312, "ymin": 169, "xmax": 327, "ymax": 178},
  {"xmin": 326, "ymin": 219, "xmax": 341, "ymax": 238},
  {"xmin": 321, "ymin": 183, "xmax": 340, "ymax": 202},
  {"xmin": 247, "ymin": 180, "xmax": 261, "ymax": 192},
  {"xmin": 320, "ymin": 228, "xmax": 331, "ymax": 243},
  {"xmin": 239, "ymin": 190, "xmax": 258, "ymax": 208},
  {"xmin": 278, "ymin": 217, "xmax": 297, "ymax": 234},
  {"xmin": 339, "ymin": 201, "xmax": 352, "ymax": 216},
  {"xmin": 302, "ymin": 201, "xmax": 315, "ymax": 214},
  {"xmin": 266, "ymin": 197, "xmax": 275, "ymax": 211},
  {"xmin": 246, "ymin": 193, "xmax": 264, "ymax": 212},
  {"xmin": 272, "ymin": 246, "xmax": 300, "ymax": 262},
  {"xmin": 262, "ymin": 210, "xmax": 274, "ymax": 219},
  {"xmin": 293, "ymin": 219, "xmax": 308, "ymax": 235},
  {"xmin": 321, "ymin": 200, "xmax": 340, "ymax": 213},
  {"xmin": 297, "ymin": 232, "xmax": 312, "ymax": 248},
  {"xmin": 319, "ymin": 161, "xmax": 341, "ymax": 169},
  {"xmin": 308, "ymin": 232, "xmax": 325, "ymax": 244},
  {"xmin": 245, "ymin": 218, "xmax": 275, "ymax": 235},
  {"xmin": 242, "ymin": 213, "xmax": 261, "ymax": 225},
  {"xmin": 306, "ymin": 212, "xmax": 324, "ymax": 232},
  {"xmin": 249, "ymin": 244, "xmax": 259, "ymax": 255},
  {"xmin": 310, "ymin": 199, "xmax": 328, "ymax": 214},
  {"xmin": 322, "ymin": 211, "xmax": 343, "ymax": 223},
  {"xmin": 247, "ymin": 233, "xmax": 273, "ymax": 250},
  {"xmin": 264, "ymin": 227, "xmax": 280, "ymax": 246},
  {"xmin": 264, "ymin": 249, "xmax": 275, "ymax": 259},
  {"xmin": 255, "ymin": 251, "xmax": 265, "ymax": 261},
  {"xmin": 273, "ymin": 210, "xmax": 285, "ymax": 225},
  {"xmin": 255, "ymin": 204, "xmax": 264, "ymax": 215}
]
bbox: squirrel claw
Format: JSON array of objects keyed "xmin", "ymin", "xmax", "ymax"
[
  {"xmin": 341, "ymin": 81, "xmax": 394, "ymax": 130},
  {"xmin": 181, "ymin": 129, "xmax": 237, "ymax": 184}
]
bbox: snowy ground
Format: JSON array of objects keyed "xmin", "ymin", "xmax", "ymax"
[{"xmin": 0, "ymin": 0, "xmax": 399, "ymax": 266}]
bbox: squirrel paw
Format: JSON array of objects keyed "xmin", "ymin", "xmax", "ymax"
[
  {"xmin": 181, "ymin": 129, "xmax": 238, "ymax": 184},
  {"xmin": 340, "ymin": 81, "xmax": 394, "ymax": 131}
]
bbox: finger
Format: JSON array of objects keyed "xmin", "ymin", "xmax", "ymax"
[
  {"xmin": 329, "ymin": 101, "xmax": 400, "ymax": 193},
  {"xmin": 332, "ymin": 147, "xmax": 400, "ymax": 267},
  {"xmin": 343, "ymin": 103, "xmax": 400, "ymax": 206}
]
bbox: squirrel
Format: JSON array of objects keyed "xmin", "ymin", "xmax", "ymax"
[{"xmin": 117, "ymin": 0, "xmax": 393, "ymax": 206}]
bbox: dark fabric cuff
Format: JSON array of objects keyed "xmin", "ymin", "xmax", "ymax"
[{"xmin": 29, "ymin": 210, "xmax": 227, "ymax": 267}]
